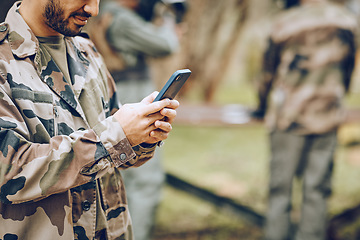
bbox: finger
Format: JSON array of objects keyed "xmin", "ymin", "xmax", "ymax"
[
  {"xmin": 150, "ymin": 129, "xmax": 169, "ymax": 141},
  {"xmin": 166, "ymin": 99, "xmax": 180, "ymax": 110},
  {"xmin": 144, "ymin": 111, "xmax": 167, "ymax": 126},
  {"xmin": 141, "ymin": 91, "xmax": 159, "ymax": 104},
  {"xmin": 143, "ymin": 98, "xmax": 172, "ymax": 116},
  {"xmin": 154, "ymin": 120, "xmax": 172, "ymax": 133},
  {"xmin": 160, "ymin": 108, "xmax": 177, "ymax": 123}
]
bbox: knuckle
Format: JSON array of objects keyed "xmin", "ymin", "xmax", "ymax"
[{"xmin": 146, "ymin": 118, "xmax": 153, "ymax": 126}]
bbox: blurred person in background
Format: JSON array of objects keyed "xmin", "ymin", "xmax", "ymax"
[
  {"xmin": 87, "ymin": 0, "xmax": 186, "ymax": 239},
  {"xmin": 252, "ymin": 0, "xmax": 358, "ymax": 239}
]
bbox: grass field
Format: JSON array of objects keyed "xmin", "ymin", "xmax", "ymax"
[{"xmin": 152, "ymin": 80, "xmax": 360, "ymax": 239}]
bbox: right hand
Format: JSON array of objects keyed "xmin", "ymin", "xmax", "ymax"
[{"xmin": 113, "ymin": 92, "xmax": 179, "ymax": 146}]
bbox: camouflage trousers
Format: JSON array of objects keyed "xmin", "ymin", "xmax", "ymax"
[{"xmin": 264, "ymin": 130, "xmax": 336, "ymax": 240}]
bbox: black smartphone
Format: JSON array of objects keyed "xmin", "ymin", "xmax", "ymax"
[{"xmin": 153, "ymin": 69, "xmax": 191, "ymax": 102}]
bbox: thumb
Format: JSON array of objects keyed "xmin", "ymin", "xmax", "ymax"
[{"xmin": 141, "ymin": 91, "xmax": 159, "ymax": 104}]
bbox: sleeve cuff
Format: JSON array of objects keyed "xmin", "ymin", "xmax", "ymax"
[{"xmin": 93, "ymin": 116, "xmax": 136, "ymax": 167}]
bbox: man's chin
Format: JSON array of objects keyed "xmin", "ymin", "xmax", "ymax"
[{"xmin": 61, "ymin": 26, "xmax": 83, "ymax": 37}]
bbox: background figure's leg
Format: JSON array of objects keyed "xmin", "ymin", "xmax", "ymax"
[
  {"xmin": 116, "ymin": 77, "xmax": 163, "ymax": 240},
  {"xmin": 265, "ymin": 130, "xmax": 306, "ymax": 240},
  {"xmin": 295, "ymin": 131, "xmax": 336, "ymax": 240},
  {"xmin": 122, "ymin": 150, "xmax": 165, "ymax": 240}
]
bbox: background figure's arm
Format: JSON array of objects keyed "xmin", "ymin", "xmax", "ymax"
[
  {"xmin": 107, "ymin": 7, "xmax": 179, "ymax": 57},
  {"xmin": 339, "ymin": 29, "xmax": 357, "ymax": 93},
  {"xmin": 253, "ymin": 38, "xmax": 281, "ymax": 118}
]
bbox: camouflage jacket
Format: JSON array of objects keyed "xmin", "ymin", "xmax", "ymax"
[
  {"xmin": 258, "ymin": 2, "xmax": 358, "ymax": 135},
  {"xmin": 0, "ymin": 2, "xmax": 156, "ymax": 240}
]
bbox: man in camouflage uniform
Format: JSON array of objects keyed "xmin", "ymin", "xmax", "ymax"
[
  {"xmin": 253, "ymin": 0, "xmax": 358, "ymax": 239},
  {"xmin": 0, "ymin": 0, "xmax": 179, "ymax": 239}
]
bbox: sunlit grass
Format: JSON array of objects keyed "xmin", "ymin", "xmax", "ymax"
[
  {"xmin": 345, "ymin": 91, "xmax": 360, "ymax": 108},
  {"xmin": 163, "ymin": 125, "xmax": 269, "ymax": 210}
]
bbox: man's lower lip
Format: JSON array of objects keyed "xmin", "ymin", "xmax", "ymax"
[{"xmin": 73, "ymin": 16, "xmax": 88, "ymax": 25}]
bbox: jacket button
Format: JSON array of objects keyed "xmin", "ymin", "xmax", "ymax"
[
  {"xmin": 82, "ymin": 200, "xmax": 91, "ymax": 211},
  {"xmin": 120, "ymin": 153, "xmax": 126, "ymax": 161},
  {"xmin": 0, "ymin": 25, "xmax": 7, "ymax": 32}
]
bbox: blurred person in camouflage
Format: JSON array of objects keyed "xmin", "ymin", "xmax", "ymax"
[
  {"xmin": 88, "ymin": 0, "xmax": 185, "ymax": 239},
  {"xmin": 251, "ymin": 0, "xmax": 358, "ymax": 239},
  {"xmin": 0, "ymin": 0, "xmax": 180, "ymax": 239}
]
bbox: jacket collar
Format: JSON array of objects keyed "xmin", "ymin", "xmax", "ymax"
[
  {"xmin": 5, "ymin": 1, "xmax": 39, "ymax": 58},
  {"xmin": 5, "ymin": 2, "xmax": 89, "ymax": 122}
]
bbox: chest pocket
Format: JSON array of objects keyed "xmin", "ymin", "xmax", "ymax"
[
  {"xmin": 11, "ymin": 88, "xmax": 55, "ymax": 141},
  {"xmin": 78, "ymin": 75, "xmax": 110, "ymax": 128}
]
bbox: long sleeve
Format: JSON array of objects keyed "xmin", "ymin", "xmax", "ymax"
[
  {"xmin": 256, "ymin": 38, "xmax": 281, "ymax": 113},
  {"xmin": 105, "ymin": 5, "xmax": 179, "ymax": 59}
]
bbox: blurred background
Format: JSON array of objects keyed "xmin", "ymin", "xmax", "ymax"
[
  {"xmin": 2, "ymin": 0, "xmax": 360, "ymax": 239},
  {"xmin": 140, "ymin": 1, "xmax": 360, "ymax": 238}
]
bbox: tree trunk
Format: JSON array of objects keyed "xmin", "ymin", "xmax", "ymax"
[
  {"xmin": 182, "ymin": 0, "xmax": 248, "ymax": 102},
  {"xmin": 151, "ymin": 0, "xmax": 249, "ymax": 103}
]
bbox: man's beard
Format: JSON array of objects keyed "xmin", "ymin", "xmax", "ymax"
[{"xmin": 43, "ymin": 0, "xmax": 89, "ymax": 36}]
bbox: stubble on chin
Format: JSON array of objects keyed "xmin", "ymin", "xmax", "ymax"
[{"xmin": 43, "ymin": 0, "xmax": 82, "ymax": 36}]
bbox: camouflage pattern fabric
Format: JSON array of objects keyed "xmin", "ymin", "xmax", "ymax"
[
  {"xmin": 0, "ymin": 2, "xmax": 156, "ymax": 240},
  {"xmin": 258, "ymin": 2, "xmax": 358, "ymax": 135}
]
